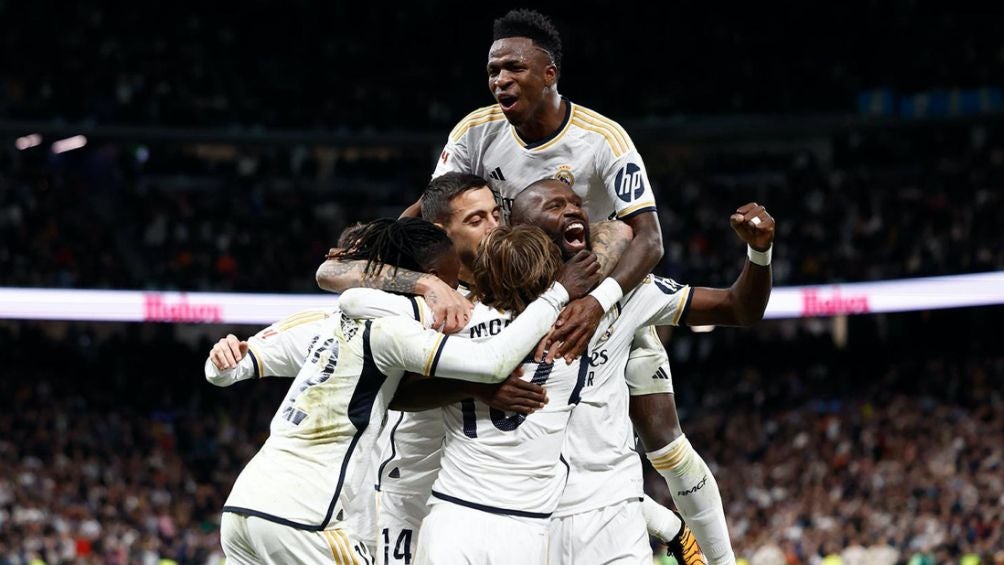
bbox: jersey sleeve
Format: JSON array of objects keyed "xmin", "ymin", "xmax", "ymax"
[
  {"xmin": 432, "ymin": 131, "xmax": 472, "ymax": 177},
  {"xmin": 371, "ymin": 283, "xmax": 569, "ymax": 383},
  {"xmin": 204, "ymin": 309, "xmax": 330, "ymax": 386},
  {"xmin": 600, "ymin": 140, "xmax": 658, "ymax": 221},
  {"xmin": 338, "ymin": 288, "xmax": 434, "ymax": 328},
  {"xmin": 620, "ymin": 275, "xmax": 694, "ymax": 329}
]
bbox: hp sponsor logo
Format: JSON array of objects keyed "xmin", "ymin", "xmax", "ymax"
[{"xmin": 615, "ymin": 163, "xmax": 645, "ymax": 202}]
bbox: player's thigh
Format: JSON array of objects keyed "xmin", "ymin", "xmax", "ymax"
[
  {"xmin": 244, "ymin": 517, "xmax": 373, "ymax": 565},
  {"xmin": 625, "ymin": 326, "xmax": 674, "ymax": 395},
  {"xmin": 549, "ymin": 500, "xmax": 650, "ymax": 565},
  {"xmin": 220, "ymin": 512, "xmax": 259, "ymax": 564},
  {"xmin": 377, "ymin": 491, "xmax": 427, "ymax": 565},
  {"xmin": 416, "ymin": 503, "xmax": 546, "ymax": 565}
]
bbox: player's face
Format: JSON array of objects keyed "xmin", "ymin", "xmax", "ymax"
[
  {"xmin": 487, "ymin": 37, "xmax": 556, "ymax": 127},
  {"xmin": 517, "ymin": 181, "xmax": 590, "ymax": 260},
  {"xmin": 439, "ymin": 186, "xmax": 501, "ymax": 273}
]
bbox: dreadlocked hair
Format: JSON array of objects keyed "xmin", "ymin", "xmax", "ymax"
[
  {"xmin": 333, "ymin": 217, "xmax": 453, "ymax": 277},
  {"xmin": 493, "ymin": 9, "xmax": 562, "ymax": 73},
  {"xmin": 472, "ymin": 224, "xmax": 563, "ymax": 315}
]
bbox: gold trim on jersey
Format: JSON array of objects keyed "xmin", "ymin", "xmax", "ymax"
[
  {"xmin": 277, "ymin": 310, "xmax": 329, "ymax": 332},
  {"xmin": 570, "ymin": 107, "xmax": 636, "ymax": 158},
  {"xmin": 246, "ymin": 343, "xmax": 265, "ymax": 378},
  {"xmin": 616, "ymin": 200, "xmax": 656, "ymax": 219},
  {"xmin": 323, "ymin": 529, "xmax": 360, "ymax": 564},
  {"xmin": 672, "ymin": 287, "xmax": 692, "ymax": 326},
  {"xmin": 449, "ymin": 105, "xmax": 506, "ymax": 142},
  {"xmin": 510, "ymin": 106, "xmax": 576, "ymax": 152},
  {"xmin": 570, "ymin": 117, "xmax": 627, "ymax": 158},
  {"xmin": 334, "ymin": 530, "xmax": 357, "ymax": 564},
  {"xmin": 321, "ymin": 530, "xmax": 345, "ymax": 563},
  {"xmin": 574, "ymin": 105, "xmax": 634, "ymax": 152},
  {"xmin": 423, "ymin": 334, "xmax": 446, "ymax": 376}
]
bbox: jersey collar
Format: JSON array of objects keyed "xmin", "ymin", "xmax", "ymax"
[{"xmin": 511, "ymin": 97, "xmax": 573, "ymax": 151}]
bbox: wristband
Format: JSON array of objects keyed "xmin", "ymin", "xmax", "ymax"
[
  {"xmin": 589, "ymin": 277, "xmax": 624, "ymax": 313},
  {"xmin": 747, "ymin": 244, "xmax": 772, "ymax": 266}
]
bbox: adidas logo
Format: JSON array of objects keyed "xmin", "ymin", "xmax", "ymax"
[
  {"xmin": 488, "ymin": 167, "xmax": 506, "ymax": 181},
  {"xmin": 653, "ymin": 367, "xmax": 671, "ymax": 380},
  {"xmin": 388, "ymin": 467, "xmax": 401, "ymax": 479}
]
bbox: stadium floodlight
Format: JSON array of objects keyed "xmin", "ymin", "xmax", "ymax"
[
  {"xmin": 15, "ymin": 134, "xmax": 43, "ymax": 150},
  {"xmin": 51, "ymin": 135, "xmax": 87, "ymax": 154}
]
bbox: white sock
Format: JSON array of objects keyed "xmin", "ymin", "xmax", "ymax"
[
  {"xmin": 641, "ymin": 494, "xmax": 683, "ymax": 542},
  {"xmin": 646, "ymin": 434, "xmax": 736, "ymax": 565}
]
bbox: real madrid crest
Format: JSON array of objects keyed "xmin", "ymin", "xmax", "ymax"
[{"xmin": 554, "ymin": 165, "xmax": 575, "ymax": 186}]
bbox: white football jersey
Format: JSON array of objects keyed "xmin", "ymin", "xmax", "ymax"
[
  {"xmin": 204, "ymin": 308, "xmax": 334, "ymax": 387},
  {"xmin": 215, "ymin": 284, "xmax": 569, "ymax": 530},
  {"xmin": 431, "ymin": 305, "xmax": 584, "ymax": 518},
  {"xmin": 433, "ymin": 101, "xmax": 657, "ymax": 224},
  {"xmin": 362, "ymin": 285, "xmax": 471, "ymax": 499},
  {"xmin": 555, "ymin": 275, "xmax": 693, "ymax": 517},
  {"xmin": 206, "ymin": 300, "xmax": 435, "ymax": 548}
]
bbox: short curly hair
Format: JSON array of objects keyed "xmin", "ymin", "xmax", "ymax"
[{"xmin": 493, "ymin": 9, "xmax": 562, "ymax": 74}]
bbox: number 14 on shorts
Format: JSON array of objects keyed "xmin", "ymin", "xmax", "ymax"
[{"xmin": 382, "ymin": 528, "xmax": 413, "ymax": 564}]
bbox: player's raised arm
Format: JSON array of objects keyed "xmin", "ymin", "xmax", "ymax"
[
  {"xmin": 590, "ymin": 219, "xmax": 633, "ymax": 276},
  {"xmin": 683, "ymin": 202, "xmax": 774, "ymax": 327},
  {"xmin": 601, "ymin": 138, "xmax": 664, "ymax": 293},
  {"xmin": 204, "ymin": 309, "xmax": 330, "ymax": 386},
  {"xmin": 614, "ymin": 210, "xmax": 664, "ymax": 290},
  {"xmin": 315, "ymin": 223, "xmax": 473, "ymax": 333},
  {"xmin": 338, "ymin": 288, "xmax": 435, "ymax": 327},
  {"xmin": 372, "ymin": 282, "xmax": 569, "ymax": 384}
]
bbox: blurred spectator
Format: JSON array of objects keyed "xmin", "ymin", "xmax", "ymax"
[
  {"xmin": 1, "ymin": 3, "xmax": 1002, "ymax": 129},
  {"xmin": 2, "ymin": 123, "xmax": 1002, "ymax": 292},
  {"xmin": 1, "ymin": 306, "xmax": 1001, "ymax": 563}
]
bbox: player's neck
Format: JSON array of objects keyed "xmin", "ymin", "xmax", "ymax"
[
  {"xmin": 515, "ymin": 94, "xmax": 566, "ymax": 143},
  {"xmin": 458, "ymin": 264, "xmax": 474, "ymax": 286}
]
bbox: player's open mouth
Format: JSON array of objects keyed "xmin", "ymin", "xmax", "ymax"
[
  {"xmin": 497, "ymin": 94, "xmax": 518, "ymax": 112},
  {"xmin": 563, "ymin": 221, "xmax": 586, "ymax": 251}
]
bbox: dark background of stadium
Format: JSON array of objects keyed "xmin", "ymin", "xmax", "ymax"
[{"xmin": 1, "ymin": 3, "xmax": 1002, "ymax": 563}]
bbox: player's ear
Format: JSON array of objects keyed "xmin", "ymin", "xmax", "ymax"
[
  {"xmin": 544, "ymin": 64, "xmax": 557, "ymax": 87},
  {"xmin": 433, "ymin": 221, "xmax": 445, "ymax": 230}
]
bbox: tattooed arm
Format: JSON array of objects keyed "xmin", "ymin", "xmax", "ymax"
[
  {"xmin": 590, "ymin": 220, "xmax": 634, "ymax": 278},
  {"xmin": 316, "ymin": 257, "xmax": 472, "ymax": 333}
]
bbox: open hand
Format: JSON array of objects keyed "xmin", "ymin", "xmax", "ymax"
[
  {"xmin": 424, "ymin": 279, "xmax": 474, "ymax": 334},
  {"xmin": 533, "ymin": 296, "xmax": 604, "ymax": 364}
]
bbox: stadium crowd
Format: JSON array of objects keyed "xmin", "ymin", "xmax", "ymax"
[
  {"xmin": 1, "ymin": 306, "xmax": 1001, "ymax": 564},
  {"xmin": 3, "ymin": 6, "xmax": 1003, "ymax": 563},
  {"xmin": 2, "ymin": 4, "xmax": 1002, "ymax": 129},
  {"xmin": 2, "ymin": 124, "xmax": 1001, "ymax": 293}
]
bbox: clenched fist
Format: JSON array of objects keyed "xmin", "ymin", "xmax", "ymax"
[{"xmin": 729, "ymin": 202, "xmax": 775, "ymax": 252}]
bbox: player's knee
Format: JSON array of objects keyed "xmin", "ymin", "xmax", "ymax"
[
  {"xmin": 630, "ymin": 393, "xmax": 684, "ymax": 451},
  {"xmin": 638, "ymin": 421, "xmax": 683, "ymax": 452}
]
